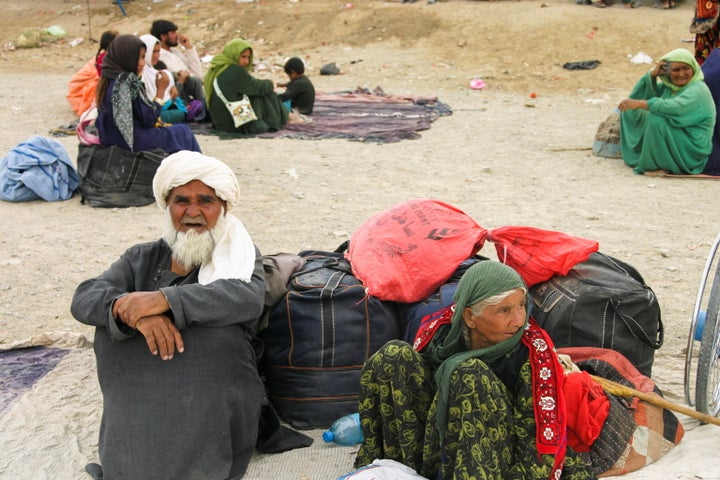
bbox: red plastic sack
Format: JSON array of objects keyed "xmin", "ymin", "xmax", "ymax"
[
  {"xmin": 488, "ymin": 226, "xmax": 599, "ymax": 287},
  {"xmin": 346, "ymin": 199, "xmax": 488, "ymax": 303}
]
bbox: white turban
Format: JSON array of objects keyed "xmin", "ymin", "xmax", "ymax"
[
  {"xmin": 152, "ymin": 151, "xmax": 256, "ymax": 284},
  {"xmin": 153, "ymin": 150, "xmax": 240, "ymax": 210}
]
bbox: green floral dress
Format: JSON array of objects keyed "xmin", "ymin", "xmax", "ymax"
[{"xmin": 355, "ymin": 340, "xmax": 596, "ymax": 480}]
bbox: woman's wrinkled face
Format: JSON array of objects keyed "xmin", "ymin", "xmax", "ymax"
[
  {"xmin": 667, "ymin": 61, "xmax": 694, "ymax": 88},
  {"xmin": 238, "ymin": 48, "xmax": 251, "ymax": 68},
  {"xmin": 137, "ymin": 47, "xmax": 146, "ymax": 76},
  {"xmin": 463, "ymin": 289, "xmax": 526, "ymax": 349}
]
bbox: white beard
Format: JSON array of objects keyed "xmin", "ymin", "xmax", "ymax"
[{"xmin": 163, "ymin": 212, "xmax": 227, "ymax": 272}]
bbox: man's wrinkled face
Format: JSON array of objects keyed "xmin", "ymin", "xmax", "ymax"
[{"xmin": 167, "ymin": 180, "xmax": 225, "ymax": 234}]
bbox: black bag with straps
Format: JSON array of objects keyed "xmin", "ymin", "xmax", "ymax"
[
  {"xmin": 76, "ymin": 143, "xmax": 167, "ymax": 208},
  {"xmin": 530, "ymin": 252, "xmax": 663, "ymax": 377},
  {"xmin": 259, "ymin": 243, "xmax": 402, "ymax": 429}
]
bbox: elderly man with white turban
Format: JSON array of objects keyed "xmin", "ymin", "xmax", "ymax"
[{"xmin": 71, "ymin": 151, "xmax": 303, "ymax": 480}]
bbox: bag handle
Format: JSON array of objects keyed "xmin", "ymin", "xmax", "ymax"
[
  {"xmin": 608, "ymin": 298, "xmax": 664, "ymax": 350},
  {"xmin": 212, "ymin": 78, "xmax": 233, "ymax": 105}
]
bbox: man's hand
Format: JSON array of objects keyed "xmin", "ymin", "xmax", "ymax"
[
  {"xmin": 136, "ymin": 314, "xmax": 184, "ymax": 360},
  {"xmin": 178, "ymin": 34, "xmax": 192, "ymax": 49},
  {"xmin": 113, "ymin": 291, "xmax": 170, "ymax": 329}
]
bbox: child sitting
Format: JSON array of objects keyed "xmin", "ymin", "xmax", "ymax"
[{"xmin": 277, "ymin": 57, "xmax": 316, "ymax": 115}]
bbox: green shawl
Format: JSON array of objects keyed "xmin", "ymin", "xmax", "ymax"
[
  {"xmin": 204, "ymin": 38, "xmax": 253, "ymax": 106},
  {"xmin": 658, "ymin": 48, "xmax": 704, "ymax": 92},
  {"xmin": 427, "ymin": 261, "xmax": 528, "ymax": 439}
]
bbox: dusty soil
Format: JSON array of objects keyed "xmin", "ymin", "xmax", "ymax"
[{"xmin": 0, "ymin": 0, "xmax": 715, "ymax": 402}]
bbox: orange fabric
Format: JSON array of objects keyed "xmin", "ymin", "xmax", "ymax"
[
  {"xmin": 563, "ymin": 371, "xmax": 610, "ymax": 452},
  {"xmin": 66, "ymin": 59, "xmax": 99, "ymax": 116}
]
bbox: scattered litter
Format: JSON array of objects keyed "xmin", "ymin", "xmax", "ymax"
[
  {"xmin": 469, "ymin": 78, "xmax": 486, "ymax": 90},
  {"xmin": 68, "ymin": 37, "xmax": 83, "ymax": 47},
  {"xmin": 563, "ymin": 60, "xmax": 600, "ymax": 70},
  {"xmin": 630, "ymin": 52, "xmax": 653, "ymax": 64},
  {"xmin": 45, "ymin": 25, "xmax": 66, "ymax": 37},
  {"xmin": 286, "ymin": 168, "xmax": 298, "ymax": 179},
  {"xmin": 320, "ymin": 62, "xmax": 341, "ymax": 75},
  {"xmin": 3, "ymin": 42, "xmax": 15, "ymax": 51}
]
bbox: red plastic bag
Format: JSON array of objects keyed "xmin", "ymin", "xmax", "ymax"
[
  {"xmin": 346, "ymin": 199, "xmax": 488, "ymax": 303},
  {"xmin": 488, "ymin": 226, "xmax": 599, "ymax": 287}
]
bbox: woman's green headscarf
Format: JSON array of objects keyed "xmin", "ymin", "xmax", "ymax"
[
  {"xmin": 658, "ymin": 48, "xmax": 704, "ymax": 93},
  {"xmin": 427, "ymin": 261, "xmax": 529, "ymax": 439},
  {"xmin": 204, "ymin": 38, "xmax": 254, "ymax": 105}
]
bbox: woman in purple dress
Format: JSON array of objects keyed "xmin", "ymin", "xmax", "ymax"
[{"xmin": 95, "ymin": 34, "xmax": 201, "ymax": 154}]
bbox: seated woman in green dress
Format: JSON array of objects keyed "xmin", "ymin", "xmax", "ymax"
[
  {"xmin": 618, "ymin": 48, "xmax": 716, "ymax": 174},
  {"xmin": 353, "ymin": 261, "xmax": 674, "ymax": 480},
  {"xmin": 204, "ymin": 38, "xmax": 288, "ymax": 134}
]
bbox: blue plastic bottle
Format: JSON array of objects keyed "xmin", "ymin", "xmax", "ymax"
[{"xmin": 322, "ymin": 412, "xmax": 364, "ymax": 446}]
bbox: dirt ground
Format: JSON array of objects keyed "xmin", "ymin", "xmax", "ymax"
[{"xmin": 1, "ymin": 0, "xmax": 719, "ymax": 446}]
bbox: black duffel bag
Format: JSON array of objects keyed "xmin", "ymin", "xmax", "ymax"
[
  {"xmin": 76, "ymin": 143, "xmax": 167, "ymax": 208},
  {"xmin": 259, "ymin": 246, "xmax": 402, "ymax": 429},
  {"xmin": 530, "ymin": 252, "xmax": 663, "ymax": 377}
]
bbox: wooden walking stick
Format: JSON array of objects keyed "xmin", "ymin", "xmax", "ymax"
[{"xmin": 590, "ymin": 374, "xmax": 720, "ymax": 427}]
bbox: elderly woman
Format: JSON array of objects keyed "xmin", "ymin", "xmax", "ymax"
[
  {"xmin": 204, "ymin": 38, "xmax": 288, "ymax": 134},
  {"xmin": 95, "ymin": 34, "xmax": 201, "ymax": 153},
  {"xmin": 354, "ymin": 261, "xmax": 665, "ymax": 479},
  {"xmin": 618, "ymin": 48, "xmax": 715, "ymax": 174}
]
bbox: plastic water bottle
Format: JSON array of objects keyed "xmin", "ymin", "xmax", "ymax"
[{"xmin": 322, "ymin": 412, "xmax": 363, "ymax": 446}]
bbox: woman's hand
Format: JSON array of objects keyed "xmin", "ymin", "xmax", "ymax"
[
  {"xmin": 170, "ymin": 86, "xmax": 179, "ymax": 100},
  {"xmin": 617, "ymin": 98, "xmax": 648, "ymax": 112},
  {"xmin": 651, "ymin": 61, "xmax": 667, "ymax": 78},
  {"xmin": 155, "ymin": 71, "xmax": 170, "ymax": 98}
]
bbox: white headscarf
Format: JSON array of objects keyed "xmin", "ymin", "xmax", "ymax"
[
  {"xmin": 153, "ymin": 151, "xmax": 256, "ymax": 284},
  {"xmin": 139, "ymin": 34, "xmax": 174, "ymax": 102}
]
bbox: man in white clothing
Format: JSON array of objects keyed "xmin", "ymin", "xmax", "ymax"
[{"xmin": 151, "ymin": 19, "xmax": 206, "ymax": 120}]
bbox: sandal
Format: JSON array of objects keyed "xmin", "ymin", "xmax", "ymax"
[{"xmin": 593, "ymin": 0, "xmax": 609, "ymax": 7}]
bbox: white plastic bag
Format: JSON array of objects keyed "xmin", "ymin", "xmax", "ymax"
[{"xmin": 337, "ymin": 459, "xmax": 428, "ymax": 480}]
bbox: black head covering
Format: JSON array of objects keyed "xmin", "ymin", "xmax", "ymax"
[
  {"xmin": 101, "ymin": 34, "xmax": 145, "ymax": 80},
  {"xmin": 99, "ymin": 34, "xmax": 154, "ymax": 150}
]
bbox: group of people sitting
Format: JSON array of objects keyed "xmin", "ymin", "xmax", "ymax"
[
  {"xmin": 67, "ymin": 19, "xmax": 316, "ymax": 155},
  {"xmin": 615, "ymin": 47, "xmax": 720, "ymax": 175},
  {"xmin": 73, "ymin": 152, "xmax": 684, "ymax": 479}
]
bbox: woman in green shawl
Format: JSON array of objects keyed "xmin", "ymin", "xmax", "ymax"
[
  {"xmin": 619, "ymin": 48, "xmax": 716, "ymax": 174},
  {"xmin": 204, "ymin": 38, "xmax": 287, "ymax": 134},
  {"xmin": 354, "ymin": 261, "xmax": 602, "ymax": 480}
]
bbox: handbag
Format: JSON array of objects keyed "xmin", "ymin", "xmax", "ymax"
[
  {"xmin": 259, "ymin": 245, "xmax": 402, "ymax": 428},
  {"xmin": 213, "ymin": 78, "xmax": 257, "ymax": 128},
  {"xmin": 530, "ymin": 252, "xmax": 663, "ymax": 377}
]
